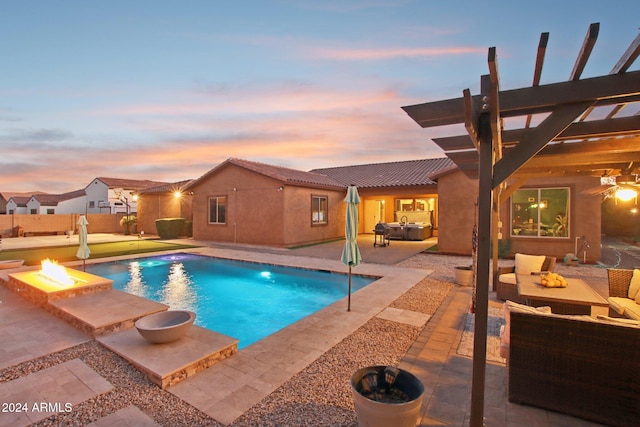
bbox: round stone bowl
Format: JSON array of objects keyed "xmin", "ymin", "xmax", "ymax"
[{"xmin": 135, "ymin": 310, "xmax": 196, "ymax": 344}]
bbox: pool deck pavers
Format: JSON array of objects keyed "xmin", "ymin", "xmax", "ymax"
[
  {"xmin": 0, "ymin": 234, "xmax": 614, "ymax": 426},
  {"xmin": 49, "ymin": 289, "xmax": 169, "ymax": 337},
  {"xmin": 0, "ymin": 358, "xmax": 113, "ymax": 427},
  {"xmin": 98, "ymin": 325, "xmax": 238, "ymax": 389}
]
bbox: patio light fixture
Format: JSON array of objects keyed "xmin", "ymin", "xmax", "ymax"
[{"xmin": 615, "ymin": 187, "xmax": 637, "ymax": 202}]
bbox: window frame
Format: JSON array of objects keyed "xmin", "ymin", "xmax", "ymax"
[
  {"xmin": 311, "ymin": 194, "xmax": 328, "ymax": 226},
  {"xmin": 208, "ymin": 195, "xmax": 227, "ymax": 225},
  {"xmin": 510, "ymin": 186, "xmax": 570, "ymax": 239}
]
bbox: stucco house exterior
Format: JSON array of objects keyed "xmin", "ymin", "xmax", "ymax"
[
  {"xmin": 435, "ymin": 168, "xmax": 602, "ymax": 263},
  {"xmin": 136, "ymin": 180, "xmax": 194, "ymax": 236},
  {"xmin": 185, "ymin": 158, "xmax": 346, "ymax": 247},
  {"xmin": 312, "ymin": 158, "xmax": 454, "ymax": 236},
  {"xmin": 136, "ymin": 157, "xmax": 456, "ymax": 246},
  {"xmin": 135, "ymin": 156, "xmax": 603, "ymax": 260}
]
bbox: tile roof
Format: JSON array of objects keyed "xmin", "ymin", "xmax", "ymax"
[
  {"xmin": 92, "ymin": 177, "xmax": 170, "ymax": 191},
  {"xmin": 140, "ymin": 180, "xmax": 195, "ymax": 194},
  {"xmin": 311, "ymin": 157, "xmax": 455, "ymax": 188},
  {"xmin": 32, "ymin": 189, "xmax": 86, "ymax": 205},
  {"xmin": 7, "ymin": 196, "xmax": 30, "ymax": 206},
  {"xmin": 1, "ymin": 191, "xmax": 46, "ymax": 201},
  {"xmin": 191, "ymin": 158, "xmax": 344, "ymax": 189}
]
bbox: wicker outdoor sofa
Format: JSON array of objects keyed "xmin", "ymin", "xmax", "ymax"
[
  {"xmin": 607, "ymin": 268, "xmax": 640, "ymax": 320},
  {"xmin": 508, "ymin": 310, "xmax": 640, "ymax": 427}
]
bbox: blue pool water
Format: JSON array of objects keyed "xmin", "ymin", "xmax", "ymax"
[{"xmin": 85, "ymin": 253, "xmax": 375, "ymax": 348}]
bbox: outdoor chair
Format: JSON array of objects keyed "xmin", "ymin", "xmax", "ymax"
[
  {"xmin": 607, "ymin": 268, "xmax": 640, "ymax": 319},
  {"xmin": 496, "ymin": 254, "xmax": 556, "ymax": 303}
]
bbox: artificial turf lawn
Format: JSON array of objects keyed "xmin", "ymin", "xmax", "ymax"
[{"xmin": 0, "ymin": 240, "xmax": 201, "ymax": 266}]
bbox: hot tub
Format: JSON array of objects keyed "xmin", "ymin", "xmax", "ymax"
[{"xmin": 387, "ymin": 223, "xmax": 432, "ymax": 241}]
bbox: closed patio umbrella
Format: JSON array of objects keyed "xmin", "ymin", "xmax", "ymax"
[
  {"xmin": 76, "ymin": 215, "xmax": 90, "ymax": 271},
  {"xmin": 341, "ymin": 185, "xmax": 362, "ymax": 311}
]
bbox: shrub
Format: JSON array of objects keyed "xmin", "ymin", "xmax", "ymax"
[{"xmin": 155, "ymin": 218, "xmax": 187, "ymax": 239}]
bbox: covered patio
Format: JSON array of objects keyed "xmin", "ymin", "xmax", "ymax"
[{"xmin": 403, "ymin": 22, "xmax": 640, "ymax": 426}]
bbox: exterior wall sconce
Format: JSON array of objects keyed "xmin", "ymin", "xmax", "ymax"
[{"xmin": 277, "ymin": 186, "xmax": 284, "ymax": 191}]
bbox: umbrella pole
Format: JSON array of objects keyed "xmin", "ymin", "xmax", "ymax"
[{"xmin": 348, "ymin": 266, "xmax": 352, "ymax": 312}]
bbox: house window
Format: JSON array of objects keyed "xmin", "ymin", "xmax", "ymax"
[
  {"xmin": 312, "ymin": 195, "xmax": 328, "ymax": 225},
  {"xmin": 511, "ymin": 187, "xmax": 570, "ymax": 238},
  {"xmin": 89, "ymin": 201, "xmax": 95, "ymax": 208},
  {"xmin": 208, "ymin": 196, "xmax": 227, "ymax": 224},
  {"xmin": 30, "ymin": 209, "xmax": 37, "ymax": 214},
  {"xmin": 46, "ymin": 209, "xmax": 55, "ymax": 214}
]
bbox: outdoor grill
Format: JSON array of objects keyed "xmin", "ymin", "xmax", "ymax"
[{"xmin": 373, "ymin": 223, "xmax": 391, "ymax": 247}]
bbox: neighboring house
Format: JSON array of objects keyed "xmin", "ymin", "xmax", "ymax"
[
  {"xmin": 183, "ymin": 158, "xmax": 346, "ymax": 247},
  {"xmin": 5, "ymin": 196, "xmax": 30, "ymax": 214},
  {"xmin": 84, "ymin": 177, "xmax": 169, "ymax": 214},
  {"xmin": 2, "ymin": 192, "xmax": 45, "ymax": 214},
  {"xmin": 0, "ymin": 193, "xmax": 10, "ymax": 214},
  {"xmin": 26, "ymin": 189, "xmax": 87, "ymax": 214},
  {"xmin": 136, "ymin": 180, "xmax": 194, "ymax": 235}
]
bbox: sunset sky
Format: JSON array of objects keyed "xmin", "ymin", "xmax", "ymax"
[{"xmin": 2, "ymin": 0, "xmax": 638, "ymax": 193}]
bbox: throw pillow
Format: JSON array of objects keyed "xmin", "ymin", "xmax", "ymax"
[
  {"xmin": 501, "ymin": 301, "xmax": 552, "ymax": 346},
  {"xmin": 515, "ymin": 253, "xmax": 546, "ymax": 275},
  {"xmin": 628, "ymin": 269, "xmax": 640, "ymax": 299}
]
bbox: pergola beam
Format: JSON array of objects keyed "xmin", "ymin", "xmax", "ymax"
[
  {"xmin": 570, "ymin": 23, "xmax": 599, "ymax": 81},
  {"xmin": 463, "ymin": 88, "xmax": 480, "ymax": 148},
  {"xmin": 525, "ymin": 32, "xmax": 549, "ymax": 128},
  {"xmin": 493, "ymin": 102, "xmax": 593, "ymax": 187},
  {"xmin": 403, "ymin": 69, "xmax": 640, "ymax": 127},
  {"xmin": 433, "ymin": 115, "xmax": 640, "ymax": 152},
  {"xmin": 612, "ymin": 31, "xmax": 640, "ymax": 73}
]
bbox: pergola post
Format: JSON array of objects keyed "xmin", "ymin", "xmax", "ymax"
[{"xmin": 470, "ymin": 74, "xmax": 495, "ymax": 427}]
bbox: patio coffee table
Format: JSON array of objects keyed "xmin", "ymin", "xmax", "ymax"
[{"xmin": 516, "ymin": 274, "xmax": 608, "ymax": 316}]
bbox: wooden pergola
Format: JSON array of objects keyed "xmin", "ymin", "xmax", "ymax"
[{"xmin": 402, "ymin": 23, "xmax": 640, "ymax": 426}]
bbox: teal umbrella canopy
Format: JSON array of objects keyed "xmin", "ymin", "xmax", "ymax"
[
  {"xmin": 341, "ymin": 185, "xmax": 361, "ymax": 311},
  {"xmin": 76, "ymin": 215, "xmax": 90, "ymax": 270},
  {"xmin": 341, "ymin": 185, "xmax": 361, "ymax": 267}
]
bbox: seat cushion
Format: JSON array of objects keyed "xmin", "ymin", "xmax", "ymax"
[
  {"xmin": 515, "ymin": 253, "xmax": 546, "ymax": 275},
  {"xmin": 624, "ymin": 303, "xmax": 640, "ymax": 321},
  {"xmin": 498, "ymin": 273, "xmax": 516, "ymax": 285},
  {"xmin": 630, "ymin": 269, "xmax": 640, "ymax": 299},
  {"xmin": 607, "ymin": 296, "xmax": 638, "ymax": 315}
]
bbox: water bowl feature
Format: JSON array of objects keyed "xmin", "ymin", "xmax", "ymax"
[{"xmin": 135, "ymin": 310, "xmax": 196, "ymax": 344}]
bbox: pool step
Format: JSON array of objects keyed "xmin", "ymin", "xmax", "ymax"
[
  {"xmin": 97, "ymin": 325, "xmax": 239, "ymax": 389},
  {"xmin": 48, "ymin": 289, "xmax": 169, "ymax": 337}
]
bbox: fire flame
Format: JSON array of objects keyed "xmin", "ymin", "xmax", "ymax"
[{"xmin": 41, "ymin": 259, "xmax": 74, "ymax": 286}]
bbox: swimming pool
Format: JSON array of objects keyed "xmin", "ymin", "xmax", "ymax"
[{"xmin": 85, "ymin": 253, "xmax": 375, "ymax": 348}]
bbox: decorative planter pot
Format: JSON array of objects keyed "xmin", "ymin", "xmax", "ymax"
[
  {"xmin": 351, "ymin": 366, "xmax": 424, "ymax": 427},
  {"xmin": 454, "ymin": 266, "xmax": 473, "ymax": 287}
]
